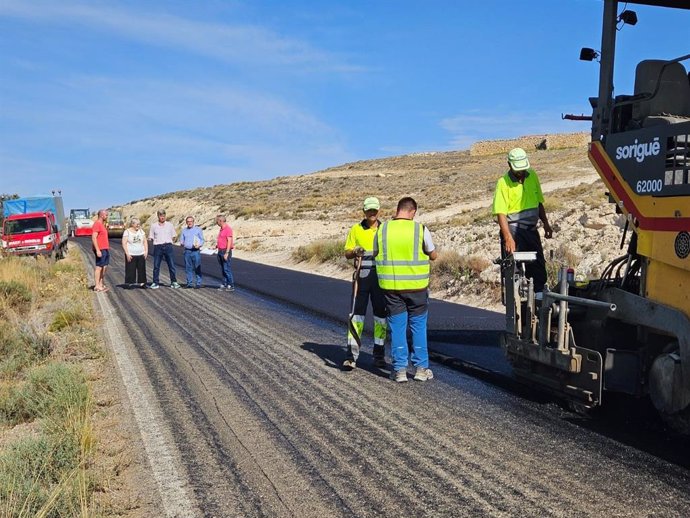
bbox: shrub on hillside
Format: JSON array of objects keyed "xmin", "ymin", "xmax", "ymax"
[
  {"xmin": 431, "ymin": 250, "xmax": 491, "ymax": 281},
  {"xmin": 292, "ymin": 239, "xmax": 346, "ymax": 264}
]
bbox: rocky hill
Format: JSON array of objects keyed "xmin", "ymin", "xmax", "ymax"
[{"xmin": 116, "ymin": 134, "xmax": 625, "ymax": 310}]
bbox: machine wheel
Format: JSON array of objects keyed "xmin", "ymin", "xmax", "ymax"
[
  {"xmin": 567, "ymin": 400, "xmax": 595, "ymax": 416},
  {"xmin": 649, "ymin": 342, "xmax": 690, "ymax": 435}
]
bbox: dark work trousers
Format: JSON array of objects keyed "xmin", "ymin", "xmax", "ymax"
[
  {"xmin": 353, "ymin": 268, "xmax": 387, "ymax": 318},
  {"xmin": 124, "ymin": 254, "xmax": 147, "ymax": 285},
  {"xmin": 500, "ymin": 226, "xmax": 547, "ymax": 291},
  {"xmin": 347, "ymin": 268, "xmax": 387, "ymax": 362}
]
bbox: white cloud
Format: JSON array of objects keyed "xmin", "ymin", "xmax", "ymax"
[
  {"xmin": 0, "ymin": 76, "xmax": 352, "ymax": 209},
  {"xmin": 0, "ymin": 0, "xmax": 358, "ymax": 72}
]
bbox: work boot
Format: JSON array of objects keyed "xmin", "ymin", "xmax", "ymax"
[
  {"xmin": 373, "ymin": 346, "xmax": 386, "ymax": 368},
  {"xmin": 391, "ymin": 369, "xmax": 408, "ymax": 383},
  {"xmin": 413, "ymin": 367, "xmax": 434, "ymax": 382},
  {"xmin": 342, "ymin": 359, "xmax": 356, "ymax": 371}
]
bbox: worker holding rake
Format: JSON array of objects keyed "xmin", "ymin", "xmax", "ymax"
[{"xmin": 342, "ymin": 197, "xmax": 387, "ymax": 370}]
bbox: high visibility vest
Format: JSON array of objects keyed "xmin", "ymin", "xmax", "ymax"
[
  {"xmin": 344, "ymin": 219, "xmax": 379, "ymax": 269},
  {"xmin": 491, "ymin": 169, "xmax": 544, "ymax": 230},
  {"xmin": 375, "ymin": 219, "xmax": 430, "ymax": 291}
]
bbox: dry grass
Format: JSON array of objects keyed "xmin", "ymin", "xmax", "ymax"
[
  {"xmin": 548, "ymin": 179, "xmax": 607, "ymax": 210},
  {"xmin": 431, "ymin": 250, "xmax": 491, "ymax": 284},
  {"xmin": 0, "ymin": 249, "xmax": 103, "ymax": 517},
  {"xmin": 545, "ymin": 243, "xmax": 582, "ymax": 288},
  {"xmin": 430, "ymin": 250, "xmax": 500, "ymax": 301},
  {"xmin": 292, "ymin": 239, "xmax": 347, "ymax": 266},
  {"xmin": 444, "ymin": 207, "xmax": 494, "ymax": 228}
]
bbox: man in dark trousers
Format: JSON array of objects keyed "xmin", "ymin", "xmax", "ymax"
[
  {"xmin": 342, "ymin": 196, "xmax": 387, "ymax": 370},
  {"xmin": 492, "ymin": 148, "xmax": 553, "ymax": 291}
]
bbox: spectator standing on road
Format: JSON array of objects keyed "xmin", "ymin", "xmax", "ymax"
[
  {"xmin": 374, "ymin": 197, "xmax": 437, "ymax": 383},
  {"xmin": 91, "ymin": 209, "xmax": 110, "ymax": 292},
  {"xmin": 122, "ymin": 218, "xmax": 148, "ymax": 288},
  {"xmin": 180, "ymin": 216, "xmax": 204, "ymax": 288},
  {"xmin": 148, "ymin": 209, "xmax": 180, "ymax": 289},
  {"xmin": 492, "ymin": 148, "xmax": 553, "ymax": 291},
  {"xmin": 342, "ymin": 196, "xmax": 387, "ymax": 370},
  {"xmin": 215, "ymin": 215, "xmax": 235, "ymax": 292}
]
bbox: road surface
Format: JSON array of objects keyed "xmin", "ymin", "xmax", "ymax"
[{"xmin": 80, "ymin": 240, "xmax": 690, "ymax": 517}]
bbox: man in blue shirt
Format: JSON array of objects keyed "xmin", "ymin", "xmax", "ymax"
[{"xmin": 179, "ymin": 216, "xmax": 205, "ymax": 288}]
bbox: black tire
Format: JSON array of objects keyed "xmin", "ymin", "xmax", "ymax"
[{"xmin": 649, "ymin": 341, "xmax": 690, "ymax": 435}]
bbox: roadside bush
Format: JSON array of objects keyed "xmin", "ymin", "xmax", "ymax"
[
  {"xmin": 0, "ymin": 416, "xmax": 93, "ymax": 517},
  {"xmin": 292, "ymin": 239, "xmax": 346, "ymax": 264},
  {"xmin": 0, "ymin": 363, "xmax": 88, "ymax": 427},
  {"xmin": 51, "ymin": 260, "xmax": 79, "ymax": 275},
  {"xmin": 0, "ymin": 324, "xmax": 52, "ymax": 379},
  {"xmin": 0, "ymin": 279, "xmax": 32, "ymax": 310},
  {"xmin": 48, "ymin": 306, "xmax": 87, "ymax": 332}
]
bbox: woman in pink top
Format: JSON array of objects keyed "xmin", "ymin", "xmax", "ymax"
[{"xmin": 215, "ymin": 214, "xmax": 235, "ymax": 291}]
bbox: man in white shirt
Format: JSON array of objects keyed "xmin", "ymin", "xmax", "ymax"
[{"xmin": 148, "ymin": 209, "xmax": 180, "ymax": 289}]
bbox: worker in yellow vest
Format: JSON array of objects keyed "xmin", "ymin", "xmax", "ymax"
[
  {"xmin": 374, "ymin": 197, "xmax": 438, "ymax": 383},
  {"xmin": 343, "ymin": 196, "xmax": 387, "ymax": 370},
  {"xmin": 492, "ymin": 148, "xmax": 553, "ymax": 290}
]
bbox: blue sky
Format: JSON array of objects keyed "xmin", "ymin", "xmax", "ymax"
[{"xmin": 1, "ymin": 1, "xmax": 689, "ymax": 211}]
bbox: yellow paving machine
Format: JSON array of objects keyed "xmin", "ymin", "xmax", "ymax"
[{"xmin": 499, "ymin": 0, "xmax": 690, "ymax": 432}]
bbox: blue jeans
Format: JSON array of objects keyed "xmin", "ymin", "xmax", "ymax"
[
  {"xmin": 183, "ymin": 249, "xmax": 202, "ymax": 286},
  {"xmin": 217, "ymin": 250, "xmax": 234, "ymax": 287},
  {"xmin": 385, "ymin": 290, "xmax": 429, "ymax": 371},
  {"xmin": 153, "ymin": 243, "xmax": 177, "ymax": 284}
]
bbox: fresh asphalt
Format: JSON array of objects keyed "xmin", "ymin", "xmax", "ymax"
[{"xmin": 76, "ymin": 238, "xmax": 690, "ymax": 516}]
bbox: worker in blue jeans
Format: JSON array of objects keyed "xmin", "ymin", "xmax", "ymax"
[
  {"xmin": 179, "ymin": 216, "xmax": 204, "ymax": 288},
  {"xmin": 374, "ymin": 197, "xmax": 438, "ymax": 382},
  {"xmin": 215, "ymin": 214, "xmax": 235, "ymax": 291}
]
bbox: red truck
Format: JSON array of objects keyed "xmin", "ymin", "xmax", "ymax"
[{"xmin": 1, "ymin": 195, "xmax": 68, "ymax": 260}]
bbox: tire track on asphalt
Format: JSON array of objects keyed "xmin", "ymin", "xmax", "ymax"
[
  {"xmin": 115, "ymin": 290, "xmax": 406, "ymax": 516},
  {"xmin": 171, "ymin": 309, "xmax": 513, "ymax": 516},
  {"xmin": 137, "ymin": 288, "xmax": 578, "ymax": 516},
  {"xmin": 112, "ymin": 288, "xmax": 355, "ymax": 517},
  {"xmin": 191, "ymin": 295, "xmax": 585, "ymax": 512},
  {"xmin": 113, "ymin": 296, "xmax": 296, "ymax": 517}
]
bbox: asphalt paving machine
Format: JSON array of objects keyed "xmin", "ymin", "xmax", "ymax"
[{"xmin": 499, "ymin": 0, "xmax": 690, "ymax": 433}]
